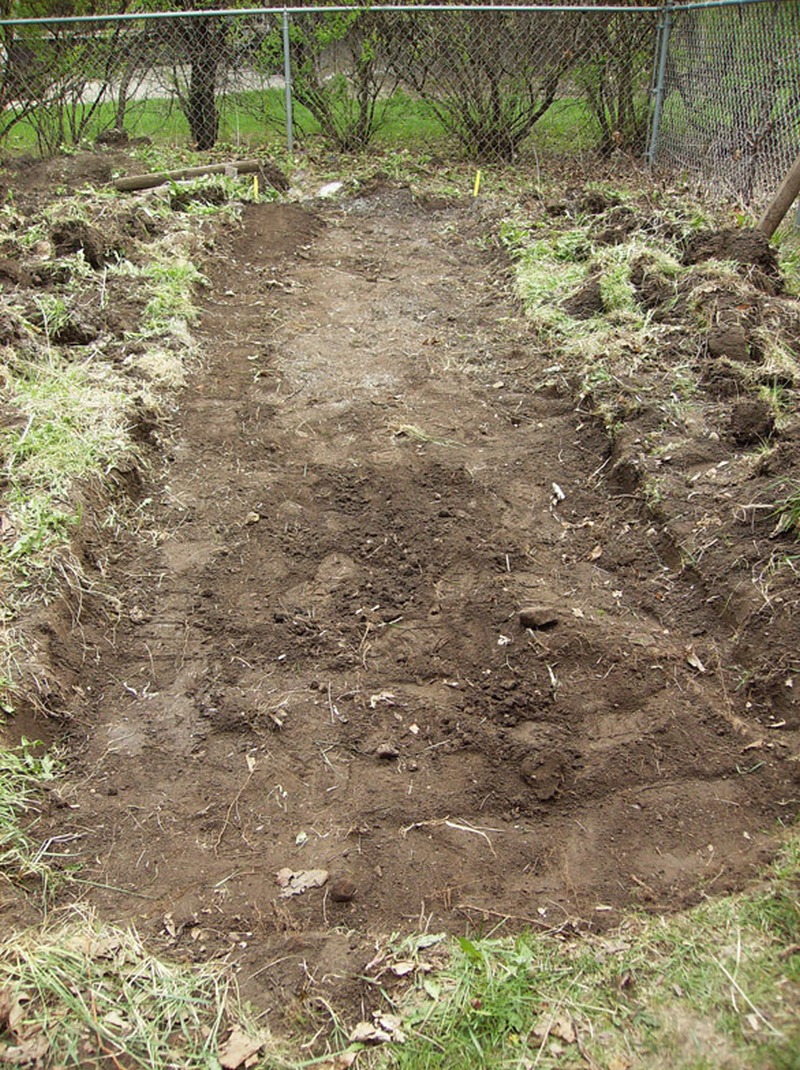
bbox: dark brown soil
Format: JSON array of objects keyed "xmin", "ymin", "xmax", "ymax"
[
  {"xmin": 684, "ymin": 227, "xmax": 783, "ymax": 293},
  {"xmin": 4, "ymin": 170, "xmax": 800, "ymax": 1035}
]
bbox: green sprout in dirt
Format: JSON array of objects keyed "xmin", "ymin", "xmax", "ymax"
[{"xmin": 771, "ymin": 483, "xmax": 800, "ymax": 538}]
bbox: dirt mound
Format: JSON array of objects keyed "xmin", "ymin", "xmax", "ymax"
[
  {"xmin": 684, "ymin": 227, "xmax": 782, "ymax": 292},
  {"xmin": 17, "ymin": 187, "xmax": 795, "ymax": 1029}
]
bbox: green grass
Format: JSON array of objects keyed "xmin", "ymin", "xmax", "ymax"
[
  {"xmin": 0, "ymin": 86, "xmax": 601, "ymax": 160},
  {"xmin": 0, "ymin": 739, "xmax": 60, "ymax": 889},
  {"xmin": 2, "ymin": 348, "xmax": 131, "ymax": 570},
  {"xmin": 363, "ymin": 834, "xmax": 800, "ymax": 1070},
  {"xmin": 0, "ymin": 909, "xmax": 287, "ymax": 1069},
  {"xmin": 771, "ymin": 483, "xmax": 800, "ymax": 539},
  {"xmin": 0, "ymin": 191, "xmax": 211, "ymax": 721}
]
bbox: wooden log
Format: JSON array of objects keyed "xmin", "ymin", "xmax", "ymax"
[
  {"xmin": 757, "ymin": 151, "xmax": 800, "ymax": 239},
  {"xmin": 113, "ymin": 159, "xmax": 262, "ymax": 192}
]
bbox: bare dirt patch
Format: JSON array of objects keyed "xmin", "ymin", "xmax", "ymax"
[{"xmin": 12, "ymin": 178, "xmax": 800, "ymax": 1030}]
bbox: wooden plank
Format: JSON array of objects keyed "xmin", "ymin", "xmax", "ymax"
[
  {"xmin": 113, "ymin": 159, "xmax": 262, "ymax": 192},
  {"xmin": 757, "ymin": 151, "xmax": 800, "ymax": 239}
]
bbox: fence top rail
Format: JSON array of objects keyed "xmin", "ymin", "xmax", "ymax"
[
  {"xmin": 0, "ymin": 0, "xmax": 783, "ymax": 28},
  {"xmin": 0, "ymin": 2, "xmax": 669, "ymax": 29},
  {"xmin": 671, "ymin": 0, "xmax": 791, "ymax": 10}
]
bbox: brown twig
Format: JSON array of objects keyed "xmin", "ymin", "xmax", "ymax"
[
  {"xmin": 455, "ymin": 902, "xmax": 566, "ymax": 931},
  {"xmin": 213, "ymin": 769, "xmax": 255, "ymax": 851}
]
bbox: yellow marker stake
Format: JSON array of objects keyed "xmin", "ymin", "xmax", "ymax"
[
  {"xmin": 473, "ymin": 170, "xmax": 482, "ymax": 197},
  {"xmin": 253, "ymin": 175, "xmax": 259, "ymax": 202}
]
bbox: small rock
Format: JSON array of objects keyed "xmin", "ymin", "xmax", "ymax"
[
  {"xmin": 519, "ymin": 606, "xmax": 559, "ymax": 630},
  {"xmin": 375, "ymin": 743, "xmax": 399, "ymax": 760},
  {"xmin": 329, "ymin": 878, "xmax": 357, "ymax": 903}
]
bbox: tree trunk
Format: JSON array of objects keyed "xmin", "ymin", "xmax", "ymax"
[{"xmin": 185, "ymin": 16, "xmax": 219, "ymax": 151}]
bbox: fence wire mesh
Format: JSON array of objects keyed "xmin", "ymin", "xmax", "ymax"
[
  {"xmin": 0, "ymin": 5, "xmax": 659, "ymax": 162},
  {"xmin": 0, "ymin": 2, "xmax": 797, "ymax": 209},
  {"xmin": 655, "ymin": 0, "xmax": 800, "ymax": 206}
]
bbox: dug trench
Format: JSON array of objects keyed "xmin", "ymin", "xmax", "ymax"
[{"xmin": 33, "ymin": 184, "xmax": 800, "ymax": 1024}]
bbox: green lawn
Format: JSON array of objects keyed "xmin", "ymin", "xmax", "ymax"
[{"xmin": 0, "ymin": 86, "xmax": 603, "ymax": 159}]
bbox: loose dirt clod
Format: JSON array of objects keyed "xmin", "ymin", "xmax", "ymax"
[
  {"xmin": 50, "ymin": 220, "xmax": 111, "ymax": 269},
  {"xmin": 519, "ymin": 606, "xmax": 560, "ymax": 630},
  {"xmin": 330, "ymin": 879, "xmax": 357, "ymax": 903}
]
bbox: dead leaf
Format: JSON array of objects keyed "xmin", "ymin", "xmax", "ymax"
[
  {"xmin": 369, "ymin": 691, "xmax": 396, "ymax": 709},
  {"xmin": 0, "ymin": 988, "xmax": 24, "ymax": 1036},
  {"xmin": 349, "ymin": 1012, "xmax": 406, "ymax": 1045},
  {"xmin": 415, "ymin": 932, "xmax": 446, "ymax": 950},
  {"xmin": 63, "ymin": 933, "xmax": 122, "ymax": 960},
  {"xmin": 350, "ymin": 1022, "xmax": 390, "ymax": 1045},
  {"xmin": 389, "ymin": 961, "xmax": 415, "ymax": 977},
  {"xmin": 102, "ymin": 1009, "xmax": 129, "ymax": 1030},
  {"xmin": 218, "ymin": 1027, "xmax": 265, "ymax": 1069},
  {"xmin": 316, "ymin": 1054, "xmax": 358, "ymax": 1069},
  {"xmin": 375, "ymin": 1013, "xmax": 406, "ymax": 1042},
  {"xmin": 532, "ymin": 1013, "xmax": 577, "ymax": 1045},
  {"xmin": 275, "ymin": 868, "xmax": 329, "ymax": 897},
  {"xmin": 588, "ymin": 544, "xmax": 603, "ymax": 560},
  {"xmin": 685, "ymin": 646, "xmax": 706, "ymax": 673},
  {"xmin": 0, "ymin": 1034, "xmax": 49, "ymax": 1065}
]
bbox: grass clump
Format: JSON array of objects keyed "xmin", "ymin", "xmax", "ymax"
[
  {"xmin": 513, "ymin": 232, "xmax": 588, "ymax": 335},
  {"xmin": 752, "ymin": 329, "xmax": 800, "ymax": 389},
  {"xmin": 0, "ymin": 910, "xmax": 284, "ymax": 1069},
  {"xmin": 0, "ymin": 739, "xmax": 60, "ymax": 886},
  {"xmin": 2, "ymin": 348, "xmax": 131, "ymax": 573},
  {"xmin": 593, "ymin": 244, "xmax": 640, "ymax": 319},
  {"xmin": 510, "ymin": 230, "xmax": 662, "ymax": 428},
  {"xmin": 771, "ymin": 483, "xmax": 800, "ymax": 538},
  {"xmin": 140, "ymin": 257, "xmax": 206, "ymax": 337}
]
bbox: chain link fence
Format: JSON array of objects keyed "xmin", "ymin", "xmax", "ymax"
[
  {"xmin": 654, "ymin": 0, "xmax": 800, "ymax": 206},
  {"xmin": 0, "ymin": 2, "xmax": 797, "ymax": 208},
  {"xmin": 0, "ymin": 4, "xmax": 659, "ymax": 162}
]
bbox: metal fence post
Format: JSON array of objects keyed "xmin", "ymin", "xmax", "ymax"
[
  {"xmin": 646, "ymin": 0, "xmax": 674, "ymax": 166},
  {"xmin": 282, "ymin": 8, "xmax": 294, "ymax": 156}
]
